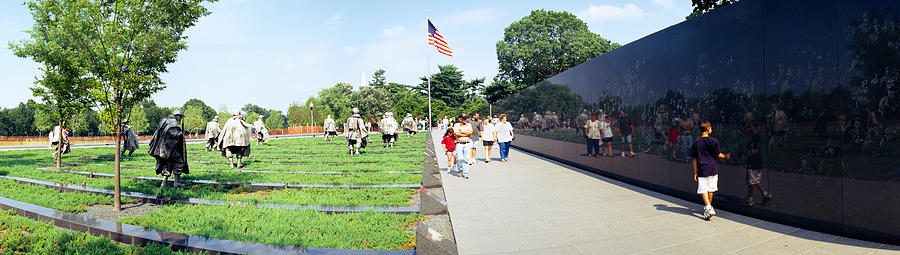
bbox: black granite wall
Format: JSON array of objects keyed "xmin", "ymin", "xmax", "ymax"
[{"xmin": 496, "ymin": 0, "xmax": 900, "ymax": 244}]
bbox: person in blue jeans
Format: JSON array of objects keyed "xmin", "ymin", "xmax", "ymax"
[
  {"xmin": 495, "ymin": 114, "xmax": 515, "ymax": 162},
  {"xmin": 584, "ymin": 113, "xmax": 603, "ymax": 157},
  {"xmin": 450, "ymin": 114, "xmax": 474, "ymax": 179}
]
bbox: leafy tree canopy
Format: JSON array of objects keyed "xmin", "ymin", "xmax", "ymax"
[
  {"xmin": 488, "ymin": 10, "xmax": 619, "ymax": 102},
  {"xmin": 183, "ymin": 98, "xmax": 217, "ymax": 122},
  {"xmin": 686, "ymin": 0, "xmax": 738, "ymax": 19}
]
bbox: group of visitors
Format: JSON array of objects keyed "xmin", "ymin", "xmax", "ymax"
[
  {"xmin": 440, "ymin": 112, "xmax": 515, "ymax": 179},
  {"xmin": 583, "ymin": 111, "xmax": 636, "ymax": 158}
]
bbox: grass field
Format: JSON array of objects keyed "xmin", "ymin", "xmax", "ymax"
[
  {"xmin": 0, "ymin": 133, "xmax": 428, "ymax": 251},
  {"xmin": 0, "ymin": 210, "xmax": 195, "ymax": 255}
]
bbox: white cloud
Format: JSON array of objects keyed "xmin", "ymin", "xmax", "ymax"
[
  {"xmin": 382, "ymin": 25, "xmax": 408, "ymax": 37},
  {"xmin": 324, "ymin": 14, "xmax": 343, "ymax": 29},
  {"xmin": 442, "ymin": 8, "xmax": 498, "ymax": 27},
  {"xmin": 577, "ymin": 3, "xmax": 645, "ymax": 22},
  {"xmin": 342, "ymin": 46, "xmax": 358, "ymax": 54},
  {"xmin": 652, "ymin": 0, "xmax": 676, "ymax": 8}
]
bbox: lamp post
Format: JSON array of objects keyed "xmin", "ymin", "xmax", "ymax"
[{"xmin": 309, "ymin": 103, "xmax": 314, "ymax": 133}]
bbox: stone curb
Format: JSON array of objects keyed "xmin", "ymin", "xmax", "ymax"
[{"xmin": 0, "ymin": 196, "xmax": 414, "ymax": 255}]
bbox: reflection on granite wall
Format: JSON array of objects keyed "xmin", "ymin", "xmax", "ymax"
[{"xmin": 495, "ymin": 0, "xmax": 900, "ymax": 245}]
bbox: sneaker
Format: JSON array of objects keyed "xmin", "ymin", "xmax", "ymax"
[
  {"xmin": 463, "ymin": 174, "xmax": 470, "ymax": 179},
  {"xmin": 621, "ymin": 152, "xmax": 626, "ymax": 157},
  {"xmin": 630, "ymin": 152, "xmax": 636, "ymax": 157},
  {"xmin": 702, "ymin": 208, "xmax": 711, "ymax": 220},
  {"xmin": 747, "ymin": 197, "xmax": 755, "ymax": 206},
  {"xmin": 457, "ymin": 172, "xmax": 462, "ymax": 177},
  {"xmin": 762, "ymin": 192, "xmax": 774, "ymax": 204},
  {"xmin": 709, "ymin": 207, "xmax": 716, "ymax": 216}
]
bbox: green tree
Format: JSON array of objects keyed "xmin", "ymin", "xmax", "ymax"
[
  {"xmin": 369, "ymin": 69, "xmax": 387, "ymax": 90},
  {"xmin": 141, "ymin": 100, "xmax": 170, "ymax": 133},
  {"xmin": 246, "ymin": 112, "xmax": 260, "ymax": 124},
  {"xmin": 386, "ymin": 82, "xmax": 412, "ymax": 94},
  {"xmin": 296, "ymin": 97, "xmax": 328, "ymax": 126},
  {"xmin": 417, "ymin": 65, "xmax": 482, "ymax": 107},
  {"xmin": 489, "ymin": 10, "xmax": 619, "ymax": 102},
  {"xmin": 183, "ymin": 105, "xmax": 205, "ymax": 134},
  {"xmin": 265, "ymin": 109, "xmax": 287, "ymax": 129},
  {"xmin": 0, "ymin": 101, "xmax": 38, "ymax": 136},
  {"xmin": 33, "ymin": 108, "xmax": 56, "ymax": 135},
  {"xmin": 686, "ymin": 0, "xmax": 737, "ymax": 20},
  {"xmin": 241, "ymin": 104, "xmax": 269, "ymax": 116},
  {"xmin": 318, "ymin": 82, "xmax": 354, "ymax": 121},
  {"xmin": 24, "ymin": 64, "xmax": 91, "ymax": 167},
  {"xmin": 351, "ymin": 86, "xmax": 393, "ymax": 120},
  {"xmin": 128, "ymin": 105, "xmax": 149, "ymax": 134},
  {"xmin": 183, "ymin": 98, "xmax": 216, "ymax": 122},
  {"xmin": 71, "ymin": 109, "xmax": 101, "ymax": 136},
  {"xmin": 216, "ymin": 104, "xmax": 231, "ymax": 124},
  {"xmin": 391, "ymin": 90, "xmax": 429, "ymax": 119},
  {"xmin": 10, "ymin": 0, "xmax": 214, "ymax": 211},
  {"xmin": 287, "ymin": 102, "xmax": 304, "ymax": 126},
  {"xmin": 217, "ymin": 111, "xmax": 232, "ymax": 124}
]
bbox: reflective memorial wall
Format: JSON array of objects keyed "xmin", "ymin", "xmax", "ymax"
[{"xmin": 495, "ymin": 0, "xmax": 900, "ymax": 244}]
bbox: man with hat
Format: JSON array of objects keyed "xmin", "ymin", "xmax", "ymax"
[
  {"xmin": 253, "ymin": 115, "xmax": 269, "ymax": 145},
  {"xmin": 346, "ymin": 108, "xmax": 368, "ymax": 155},
  {"xmin": 121, "ymin": 119, "xmax": 140, "ymax": 156},
  {"xmin": 217, "ymin": 110, "xmax": 253, "ymax": 168},
  {"xmin": 451, "ymin": 114, "xmax": 474, "ymax": 179},
  {"xmin": 323, "ymin": 115, "xmax": 338, "ymax": 141},
  {"xmin": 401, "ymin": 113, "xmax": 417, "ymax": 138},
  {"xmin": 379, "ymin": 112, "xmax": 399, "ymax": 148},
  {"xmin": 205, "ymin": 116, "xmax": 221, "ymax": 151},
  {"xmin": 148, "ymin": 109, "xmax": 189, "ymax": 188}
]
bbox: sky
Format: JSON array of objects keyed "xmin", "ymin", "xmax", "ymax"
[{"xmin": 0, "ymin": 0, "xmax": 692, "ymax": 113}]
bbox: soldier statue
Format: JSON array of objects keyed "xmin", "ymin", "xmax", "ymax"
[
  {"xmin": 401, "ymin": 113, "xmax": 417, "ymax": 137},
  {"xmin": 517, "ymin": 114, "xmax": 530, "ymax": 130},
  {"xmin": 380, "ymin": 112, "xmax": 399, "ymax": 148},
  {"xmin": 205, "ymin": 116, "xmax": 221, "ymax": 151},
  {"xmin": 323, "ymin": 115, "xmax": 338, "ymax": 141},
  {"xmin": 346, "ymin": 108, "xmax": 369, "ymax": 155},
  {"xmin": 217, "ymin": 110, "xmax": 252, "ymax": 168},
  {"xmin": 253, "ymin": 115, "xmax": 269, "ymax": 145},
  {"xmin": 148, "ymin": 109, "xmax": 189, "ymax": 188},
  {"xmin": 121, "ymin": 119, "xmax": 140, "ymax": 156},
  {"xmin": 576, "ymin": 109, "xmax": 590, "ymax": 134},
  {"xmin": 49, "ymin": 125, "xmax": 70, "ymax": 158},
  {"xmin": 532, "ymin": 112, "xmax": 545, "ymax": 131}
]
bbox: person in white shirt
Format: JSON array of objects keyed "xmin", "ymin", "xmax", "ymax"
[
  {"xmin": 495, "ymin": 114, "xmax": 515, "ymax": 162},
  {"xmin": 480, "ymin": 118, "xmax": 498, "ymax": 163},
  {"xmin": 584, "ymin": 114, "xmax": 602, "ymax": 157},
  {"xmin": 601, "ymin": 115, "xmax": 615, "ymax": 157}
]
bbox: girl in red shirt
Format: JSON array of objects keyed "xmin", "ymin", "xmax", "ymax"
[{"xmin": 440, "ymin": 129, "xmax": 457, "ymax": 168}]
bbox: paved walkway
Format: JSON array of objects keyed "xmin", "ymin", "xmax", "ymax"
[{"xmin": 431, "ymin": 131, "xmax": 900, "ymax": 255}]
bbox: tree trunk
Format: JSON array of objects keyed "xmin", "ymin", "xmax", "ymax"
[
  {"xmin": 56, "ymin": 119, "xmax": 62, "ymax": 169},
  {"xmin": 113, "ymin": 105, "xmax": 123, "ymax": 211}
]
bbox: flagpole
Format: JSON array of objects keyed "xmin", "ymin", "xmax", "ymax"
[{"xmin": 426, "ymin": 11, "xmax": 433, "ymax": 132}]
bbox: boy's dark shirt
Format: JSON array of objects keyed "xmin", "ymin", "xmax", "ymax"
[
  {"xmin": 691, "ymin": 136, "xmax": 722, "ymax": 177},
  {"xmin": 747, "ymin": 133, "xmax": 763, "ymax": 169},
  {"xmin": 618, "ymin": 117, "xmax": 633, "ymax": 135}
]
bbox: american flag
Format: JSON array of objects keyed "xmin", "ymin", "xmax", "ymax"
[{"xmin": 427, "ymin": 19, "xmax": 453, "ymax": 56}]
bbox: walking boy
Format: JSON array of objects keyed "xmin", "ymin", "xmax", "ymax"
[
  {"xmin": 617, "ymin": 112, "xmax": 635, "ymax": 157},
  {"xmin": 746, "ymin": 123, "xmax": 773, "ymax": 206},
  {"xmin": 691, "ymin": 121, "xmax": 731, "ymax": 220}
]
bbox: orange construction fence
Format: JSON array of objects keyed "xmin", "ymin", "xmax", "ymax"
[{"xmin": 0, "ymin": 125, "xmax": 329, "ymax": 146}]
